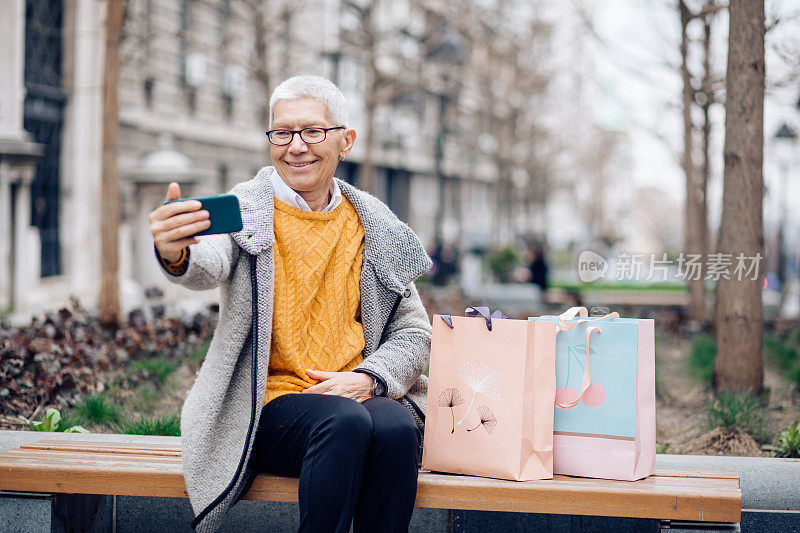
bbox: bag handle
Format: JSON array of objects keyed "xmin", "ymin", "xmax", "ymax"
[
  {"xmin": 555, "ymin": 325, "xmax": 601, "ymax": 409},
  {"xmin": 440, "ymin": 307, "xmax": 508, "ymax": 331},
  {"xmin": 557, "ymin": 306, "xmax": 619, "ymax": 332}
]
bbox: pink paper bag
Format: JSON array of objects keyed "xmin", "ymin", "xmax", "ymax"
[{"xmin": 422, "ymin": 307, "xmax": 556, "ymax": 481}]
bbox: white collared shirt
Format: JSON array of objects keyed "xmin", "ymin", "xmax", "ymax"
[{"xmin": 270, "ymin": 171, "xmax": 342, "ymax": 212}]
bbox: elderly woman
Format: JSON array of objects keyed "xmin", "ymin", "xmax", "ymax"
[{"xmin": 149, "ymin": 75, "xmax": 432, "ymax": 532}]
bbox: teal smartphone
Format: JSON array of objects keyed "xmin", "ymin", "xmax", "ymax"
[{"xmin": 165, "ymin": 194, "xmax": 243, "ymax": 236}]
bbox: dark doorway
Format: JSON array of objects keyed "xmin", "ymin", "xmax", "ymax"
[{"xmin": 24, "ymin": 0, "xmax": 66, "ymax": 277}]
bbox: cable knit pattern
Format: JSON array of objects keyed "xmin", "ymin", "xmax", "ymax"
[
  {"xmin": 155, "ymin": 166, "xmax": 432, "ymax": 533},
  {"xmin": 265, "ymin": 197, "xmax": 365, "ymax": 405}
]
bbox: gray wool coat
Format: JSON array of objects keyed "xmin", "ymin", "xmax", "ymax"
[{"xmin": 158, "ymin": 166, "xmax": 433, "ymax": 532}]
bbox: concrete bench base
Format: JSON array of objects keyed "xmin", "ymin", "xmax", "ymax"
[{"xmin": 12, "ymin": 495, "xmax": 799, "ymax": 532}]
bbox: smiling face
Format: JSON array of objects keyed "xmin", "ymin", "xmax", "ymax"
[{"xmin": 270, "ymin": 97, "xmax": 356, "ymax": 199}]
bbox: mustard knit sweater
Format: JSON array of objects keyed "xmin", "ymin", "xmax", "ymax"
[{"xmin": 263, "ymin": 196, "xmax": 366, "ymax": 405}]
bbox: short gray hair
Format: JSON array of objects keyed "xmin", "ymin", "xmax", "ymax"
[{"xmin": 268, "ymin": 75, "xmax": 349, "ymax": 128}]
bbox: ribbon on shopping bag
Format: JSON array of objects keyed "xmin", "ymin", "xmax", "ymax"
[
  {"xmin": 555, "ymin": 325, "xmax": 600, "ymax": 409},
  {"xmin": 557, "ymin": 306, "xmax": 619, "ymax": 332},
  {"xmin": 440, "ymin": 306, "xmax": 508, "ymax": 331},
  {"xmin": 553, "ymin": 307, "xmax": 619, "ymax": 409}
]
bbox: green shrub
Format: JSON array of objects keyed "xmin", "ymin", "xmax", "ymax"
[
  {"xmin": 688, "ymin": 333, "xmax": 716, "ymax": 384},
  {"xmin": 764, "ymin": 335, "xmax": 800, "ymax": 386},
  {"xmin": 118, "ymin": 414, "xmax": 181, "ymax": 436},
  {"xmin": 30, "ymin": 408, "xmax": 89, "ymax": 433},
  {"xmin": 74, "ymin": 393, "xmax": 122, "ymax": 425},
  {"xmin": 486, "ymin": 246, "xmax": 521, "ymax": 283},
  {"xmin": 788, "ymin": 328, "xmax": 800, "ymax": 348},
  {"xmin": 706, "ymin": 392, "xmax": 769, "ymax": 443},
  {"xmin": 775, "ymin": 421, "xmax": 800, "ymax": 458},
  {"xmin": 130, "ymin": 356, "xmax": 177, "ymax": 386}
]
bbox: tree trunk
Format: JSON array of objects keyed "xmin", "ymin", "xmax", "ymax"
[
  {"xmin": 699, "ymin": 11, "xmax": 712, "ymax": 260},
  {"xmin": 99, "ymin": 0, "xmax": 125, "ymax": 327},
  {"xmin": 713, "ymin": 0, "xmax": 765, "ymax": 394},
  {"xmin": 680, "ymin": 0, "xmax": 706, "ymax": 323}
]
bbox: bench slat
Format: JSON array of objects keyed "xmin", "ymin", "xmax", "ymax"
[
  {"xmin": 0, "ymin": 449, "xmax": 737, "ymax": 490},
  {"xmin": 6, "ymin": 447, "xmax": 180, "ymax": 459},
  {"xmin": 20, "ymin": 441, "xmax": 182, "ymax": 454},
  {"xmin": 1, "ymin": 448, "xmax": 737, "ymax": 491},
  {"xmin": 0, "ymin": 439, "xmax": 741, "ymax": 523},
  {"xmin": 11, "ymin": 440, "xmax": 742, "ymax": 482},
  {"xmin": 14, "ymin": 441, "xmax": 744, "ymax": 481}
]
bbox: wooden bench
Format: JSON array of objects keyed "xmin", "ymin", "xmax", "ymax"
[{"xmin": 0, "ymin": 439, "xmax": 742, "ymax": 530}]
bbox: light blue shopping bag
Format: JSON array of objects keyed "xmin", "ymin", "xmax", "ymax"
[{"xmin": 530, "ymin": 307, "xmax": 656, "ymax": 480}]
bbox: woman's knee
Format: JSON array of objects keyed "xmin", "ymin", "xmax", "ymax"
[
  {"xmin": 311, "ymin": 396, "xmax": 372, "ymax": 447},
  {"xmin": 370, "ymin": 408, "xmax": 420, "ymax": 454}
]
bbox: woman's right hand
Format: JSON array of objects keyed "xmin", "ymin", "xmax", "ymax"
[{"xmin": 149, "ymin": 182, "xmax": 210, "ymax": 263}]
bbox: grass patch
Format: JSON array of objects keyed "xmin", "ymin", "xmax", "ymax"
[
  {"xmin": 688, "ymin": 333, "xmax": 716, "ymax": 384},
  {"xmin": 188, "ymin": 341, "xmax": 210, "ymax": 365},
  {"xmin": 129, "ymin": 384, "xmax": 160, "ymax": 413},
  {"xmin": 130, "ymin": 356, "xmax": 177, "ymax": 386},
  {"xmin": 118, "ymin": 414, "xmax": 181, "ymax": 436},
  {"xmin": 59, "ymin": 411, "xmax": 90, "ymax": 431},
  {"xmin": 706, "ymin": 392, "xmax": 770, "ymax": 444},
  {"xmin": 73, "ymin": 393, "xmax": 122, "ymax": 426}
]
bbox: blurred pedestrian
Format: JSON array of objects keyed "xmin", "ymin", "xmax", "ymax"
[
  {"xmin": 527, "ymin": 240, "xmax": 549, "ymax": 292},
  {"xmin": 430, "ymin": 240, "xmax": 460, "ymax": 286}
]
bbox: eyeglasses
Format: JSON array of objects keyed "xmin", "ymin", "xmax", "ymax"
[{"xmin": 265, "ymin": 126, "xmax": 345, "ymax": 146}]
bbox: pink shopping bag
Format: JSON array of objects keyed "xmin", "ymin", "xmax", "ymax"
[
  {"xmin": 531, "ymin": 307, "xmax": 656, "ymax": 481},
  {"xmin": 422, "ymin": 307, "xmax": 556, "ymax": 481}
]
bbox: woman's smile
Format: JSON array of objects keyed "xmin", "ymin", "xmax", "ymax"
[{"xmin": 285, "ymin": 160, "xmax": 317, "ymax": 168}]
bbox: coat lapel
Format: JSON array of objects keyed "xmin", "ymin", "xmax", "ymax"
[
  {"xmin": 337, "ymin": 179, "xmax": 432, "ymax": 355},
  {"xmin": 337, "ymin": 178, "xmax": 431, "ymax": 293},
  {"xmin": 230, "ymin": 167, "xmax": 275, "ymax": 255}
]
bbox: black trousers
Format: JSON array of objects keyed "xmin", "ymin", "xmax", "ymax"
[{"xmin": 249, "ymin": 393, "xmax": 421, "ymax": 533}]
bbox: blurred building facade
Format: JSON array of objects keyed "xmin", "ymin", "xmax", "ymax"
[{"xmin": 1, "ymin": 0, "xmax": 655, "ymax": 317}]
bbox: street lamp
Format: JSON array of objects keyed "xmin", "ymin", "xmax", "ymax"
[{"xmin": 774, "ymin": 122, "xmax": 797, "ymax": 303}]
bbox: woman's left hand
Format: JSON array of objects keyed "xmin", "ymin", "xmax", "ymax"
[{"xmin": 303, "ymin": 369, "xmax": 374, "ymax": 402}]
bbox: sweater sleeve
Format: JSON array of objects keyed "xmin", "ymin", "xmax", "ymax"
[
  {"xmin": 354, "ymin": 282, "xmax": 431, "ymax": 399},
  {"xmin": 155, "ymin": 233, "xmax": 240, "ymax": 290}
]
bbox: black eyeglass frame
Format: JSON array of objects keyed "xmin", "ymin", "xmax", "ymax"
[{"xmin": 265, "ymin": 126, "xmax": 345, "ymax": 146}]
